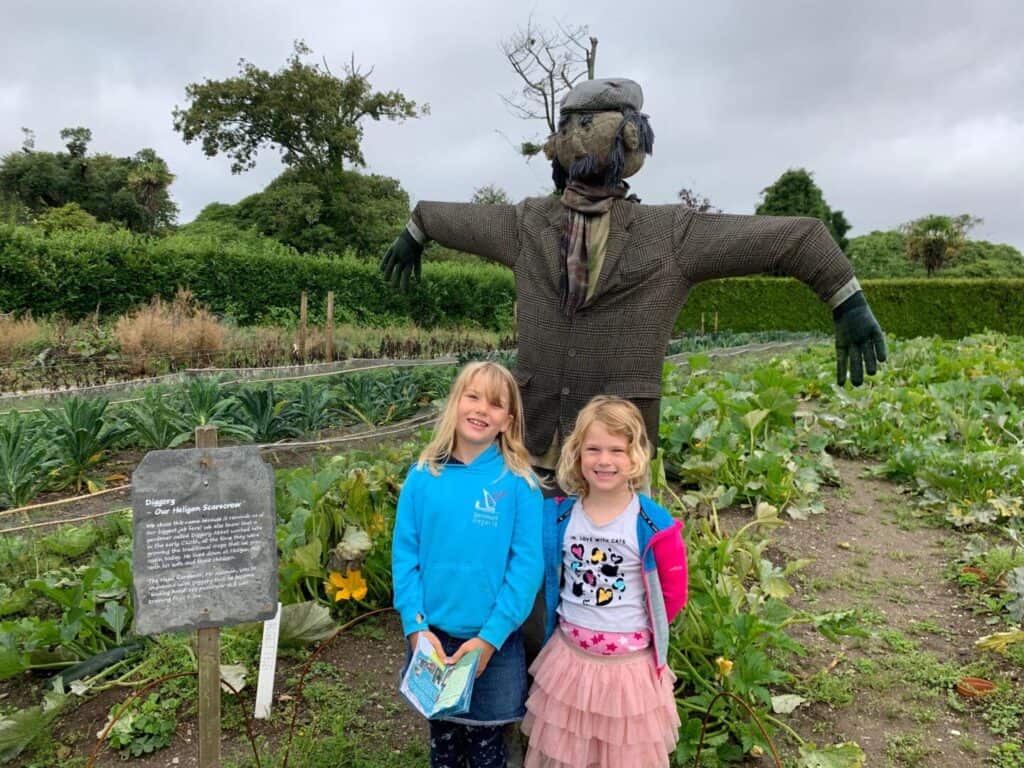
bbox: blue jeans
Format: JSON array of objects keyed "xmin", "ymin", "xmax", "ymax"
[{"xmin": 430, "ymin": 627, "xmax": 527, "ymax": 725}]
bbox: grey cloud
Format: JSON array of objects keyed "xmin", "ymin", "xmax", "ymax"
[{"xmin": 3, "ymin": 0, "xmax": 1022, "ymax": 247}]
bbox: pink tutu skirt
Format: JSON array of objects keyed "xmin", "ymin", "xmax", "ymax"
[{"xmin": 522, "ymin": 629, "xmax": 680, "ymax": 768}]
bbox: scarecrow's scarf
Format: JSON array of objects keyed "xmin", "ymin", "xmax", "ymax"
[{"xmin": 559, "ymin": 181, "xmax": 629, "ymax": 317}]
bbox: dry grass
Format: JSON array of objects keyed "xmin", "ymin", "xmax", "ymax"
[
  {"xmin": 114, "ymin": 289, "xmax": 224, "ymax": 373},
  {"xmin": 0, "ymin": 313, "xmax": 47, "ymax": 359}
]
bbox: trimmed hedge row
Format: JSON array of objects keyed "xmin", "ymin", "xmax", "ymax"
[
  {"xmin": 0, "ymin": 225, "xmax": 515, "ymax": 330},
  {"xmin": 3, "ymin": 225, "xmax": 1022, "ymax": 338},
  {"xmin": 676, "ymin": 277, "xmax": 1024, "ymax": 338}
]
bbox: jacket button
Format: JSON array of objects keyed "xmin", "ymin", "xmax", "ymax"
[
  {"xmin": 567, "ymin": 348, "xmax": 576, "ymax": 357},
  {"xmin": 560, "ymin": 387, "xmax": 570, "ymax": 396}
]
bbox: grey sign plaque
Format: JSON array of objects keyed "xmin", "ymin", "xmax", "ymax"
[{"xmin": 132, "ymin": 446, "xmax": 277, "ymax": 636}]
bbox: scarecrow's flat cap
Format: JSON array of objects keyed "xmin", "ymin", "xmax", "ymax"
[{"xmin": 560, "ymin": 78, "xmax": 644, "ymax": 113}]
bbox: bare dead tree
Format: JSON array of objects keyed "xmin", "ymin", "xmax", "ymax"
[
  {"xmin": 500, "ymin": 17, "xmax": 597, "ymax": 156},
  {"xmin": 678, "ymin": 187, "xmax": 721, "ymax": 214}
]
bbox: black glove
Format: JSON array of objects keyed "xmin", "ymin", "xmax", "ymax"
[
  {"xmin": 833, "ymin": 291, "xmax": 887, "ymax": 386},
  {"xmin": 379, "ymin": 229, "xmax": 423, "ymax": 293}
]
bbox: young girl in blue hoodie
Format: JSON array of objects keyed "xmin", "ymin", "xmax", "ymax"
[{"xmin": 393, "ymin": 361, "xmax": 544, "ymax": 768}]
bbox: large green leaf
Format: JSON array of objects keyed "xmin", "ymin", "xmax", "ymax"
[
  {"xmin": 279, "ymin": 601, "xmax": 337, "ymax": 648},
  {"xmin": 0, "ymin": 692, "xmax": 64, "ymax": 764},
  {"xmin": 798, "ymin": 742, "xmax": 866, "ymax": 768}
]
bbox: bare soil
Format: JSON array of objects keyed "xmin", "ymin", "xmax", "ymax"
[{"xmin": 716, "ymin": 457, "xmax": 1020, "ymax": 766}]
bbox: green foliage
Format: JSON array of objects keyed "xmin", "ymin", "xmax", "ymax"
[
  {"xmin": 285, "ymin": 382, "xmax": 335, "ymax": 435},
  {"xmin": 0, "ymin": 223, "xmax": 515, "ymax": 329},
  {"xmin": 39, "ymin": 523, "xmax": 100, "ymax": 559},
  {"xmin": 848, "ymin": 229, "xmax": 1024, "ymax": 279},
  {"xmin": 675, "ymin": 277, "xmax": 1024, "ymax": 338},
  {"xmin": 41, "ymin": 397, "xmax": 126, "ymax": 492},
  {"xmin": 105, "ymin": 693, "xmax": 179, "ymax": 757},
  {"xmin": 0, "ymin": 692, "xmax": 65, "ymax": 764},
  {"xmin": 900, "ymin": 213, "xmax": 981, "ymax": 276},
  {"xmin": 34, "ymin": 202, "xmax": 100, "ymax": 234},
  {"xmin": 471, "ymin": 184, "xmax": 511, "ymax": 205},
  {"xmin": 755, "ymin": 168, "xmax": 850, "ymax": 250},
  {"xmin": 668, "ymin": 500, "xmax": 865, "ymax": 764},
  {"xmin": 196, "ymin": 167, "xmax": 410, "ymax": 258},
  {"xmin": 173, "ymin": 40, "xmax": 424, "ymax": 177},
  {"xmin": 119, "ymin": 390, "xmax": 191, "ymax": 450},
  {"xmin": 0, "ymin": 129, "xmax": 177, "ymax": 232},
  {"xmin": 0, "ymin": 413, "xmax": 57, "ymax": 509},
  {"xmin": 232, "ymin": 385, "xmax": 300, "ymax": 443}
]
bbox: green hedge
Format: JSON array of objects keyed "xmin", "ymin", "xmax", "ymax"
[
  {"xmin": 676, "ymin": 277, "xmax": 1024, "ymax": 339},
  {"xmin": 3, "ymin": 224, "xmax": 1022, "ymax": 338},
  {"xmin": 0, "ymin": 224, "xmax": 515, "ymax": 330}
]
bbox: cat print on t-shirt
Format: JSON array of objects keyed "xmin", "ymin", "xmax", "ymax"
[{"xmin": 568, "ymin": 538, "xmax": 628, "ymax": 606}]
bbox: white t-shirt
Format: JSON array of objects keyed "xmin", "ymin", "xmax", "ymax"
[{"xmin": 557, "ymin": 496, "xmax": 649, "ymax": 633}]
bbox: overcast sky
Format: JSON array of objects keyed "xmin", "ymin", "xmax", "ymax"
[{"xmin": 4, "ymin": 1, "xmax": 1023, "ymax": 248}]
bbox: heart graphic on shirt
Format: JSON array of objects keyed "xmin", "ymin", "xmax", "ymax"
[
  {"xmin": 583, "ymin": 570, "xmax": 596, "ymax": 586},
  {"xmin": 570, "ymin": 544, "xmax": 585, "ymax": 560},
  {"xmin": 590, "ymin": 548, "xmax": 607, "ymax": 564},
  {"xmin": 596, "ymin": 588, "xmax": 614, "ymax": 606}
]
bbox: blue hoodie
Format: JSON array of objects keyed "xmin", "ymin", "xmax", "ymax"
[{"xmin": 391, "ymin": 444, "xmax": 543, "ymax": 650}]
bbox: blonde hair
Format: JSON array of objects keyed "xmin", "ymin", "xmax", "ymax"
[
  {"xmin": 418, "ymin": 361, "xmax": 538, "ymax": 488},
  {"xmin": 556, "ymin": 396, "xmax": 650, "ymax": 497}
]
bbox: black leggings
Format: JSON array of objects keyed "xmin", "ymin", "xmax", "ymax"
[{"xmin": 429, "ymin": 719, "xmax": 506, "ymax": 768}]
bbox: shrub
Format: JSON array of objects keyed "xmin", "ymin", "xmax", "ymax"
[{"xmin": 114, "ymin": 289, "xmax": 224, "ymax": 373}]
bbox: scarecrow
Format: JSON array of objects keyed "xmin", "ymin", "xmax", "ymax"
[{"xmin": 381, "ymin": 78, "xmax": 886, "ymax": 473}]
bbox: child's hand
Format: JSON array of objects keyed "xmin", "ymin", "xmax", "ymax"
[
  {"xmin": 448, "ymin": 637, "xmax": 496, "ymax": 678},
  {"xmin": 410, "ymin": 630, "xmax": 445, "ymax": 659}
]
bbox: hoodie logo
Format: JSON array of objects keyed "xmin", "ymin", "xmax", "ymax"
[
  {"xmin": 472, "ymin": 488, "xmax": 506, "ymax": 527},
  {"xmin": 475, "ymin": 488, "xmax": 497, "ymax": 514}
]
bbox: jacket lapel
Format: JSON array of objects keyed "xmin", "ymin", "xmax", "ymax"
[
  {"xmin": 542, "ymin": 203, "xmax": 565, "ymax": 290},
  {"xmin": 585, "ymin": 200, "xmax": 634, "ymax": 303}
]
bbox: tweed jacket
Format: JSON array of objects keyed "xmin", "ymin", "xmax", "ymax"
[{"xmin": 411, "ymin": 196, "xmax": 855, "ymax": 456}]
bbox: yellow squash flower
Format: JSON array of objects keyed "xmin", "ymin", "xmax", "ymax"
[
  {"xmin": 326, "ymin": 568, "xmax": 368, "ymax": 601},
  {"xmin": 716, "ymin": 656, "xmax": 734, "ymax": 678}
]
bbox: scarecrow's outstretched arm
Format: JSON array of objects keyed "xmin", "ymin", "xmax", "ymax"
[
  {"xmin": 380, "ymin": 202, "xmax": 521, "ymax": 291},
  {"xmin": 676, "ymin": 210, "xmax": 887, "ymax": 386}
]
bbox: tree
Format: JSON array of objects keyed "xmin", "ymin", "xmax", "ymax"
[
  {"xmin": 900, "ymin": 213, "xmax": 981, "ymax": 276},
  {"xmin": 755, "ymin": 168, "xmax": 851, "ymax": 250},
  {"xmin": 173, "ymin": 41, "xmax": 425, "ymax": 178},
  {"xmin": 501, "ymin": 18, "xmax": 597, "ymax": 157},
  {"xmin": 471, "ymin": 185, "xmax": 512, "ymax": 205},
  {"xmin": 0, "ymin": 128, "xmax": 177, "ymax": 232},
  {"xmin": 678, "ymin": 187, "xmax": 720, "ymax": 213},
  {"xmin": 193, "ymin": 167, "xmax": 409, "ymax": 257}
]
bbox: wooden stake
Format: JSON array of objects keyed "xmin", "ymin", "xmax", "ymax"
[
  {"xmin": 298, "ymin": 292, "xmax": 308, "ymax": 364},
  {"xmin": 195, "ymin": 426, "xmax": 220, "ymax": 767},
  {"xmin": 714, "ymin": 311, "xmax": 719, "ymax": 334},
  {"xmin": 325, "ymin": 291, "xmax": 335, "ymax": 362}
]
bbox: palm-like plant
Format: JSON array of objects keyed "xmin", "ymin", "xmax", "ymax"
[
  {"xmin": 285, "ymin": 382, "xmax": 335, "ymax": 436},
  {"xmin": 0, "ymin": 413, "xmax": 58, "ymax": 508},
  {"xmin": 233, "ymin": 385, "xmax": 300, "ymax": 443},
  {"xmin": 119, "ymin": 390, "xmax": 190, "ymax": 450},
  {"xmin": 42, "ymin": 397, "xmax": 127, "ymax": 492},
  {"xmin": 901, "ymin": 213, "xmax": 982, "ymax": 276},
  {"xmin": 177, "ymin": 377, "xmax": 253, "ymax": 441}
]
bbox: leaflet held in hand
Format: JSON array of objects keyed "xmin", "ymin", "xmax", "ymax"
[{"xmin": 400, "ymin": 635, "xmax": 480, "ymax": 719}]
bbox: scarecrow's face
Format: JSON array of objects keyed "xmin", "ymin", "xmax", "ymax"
[{"xmin": 544, "ymin": 112, "xmax": 647, "ymax": 183}]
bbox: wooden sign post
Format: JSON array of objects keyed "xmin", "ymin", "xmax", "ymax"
[{"xmin": 195, "ymin": 426, "xmax": 220, "ymax": 767}]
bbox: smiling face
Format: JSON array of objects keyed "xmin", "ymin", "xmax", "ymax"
[
  {"xmin": 452, "ymin": 373, "xmax": 514, "ymax": 463},
  {"xmin": 579, "ymin": 420, "xmax": 636, "ymax": 499}
]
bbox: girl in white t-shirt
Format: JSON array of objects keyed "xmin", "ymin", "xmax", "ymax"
[{"xmin": 523, "ymin": 396, "xmax": 688, "ymax": 768}]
